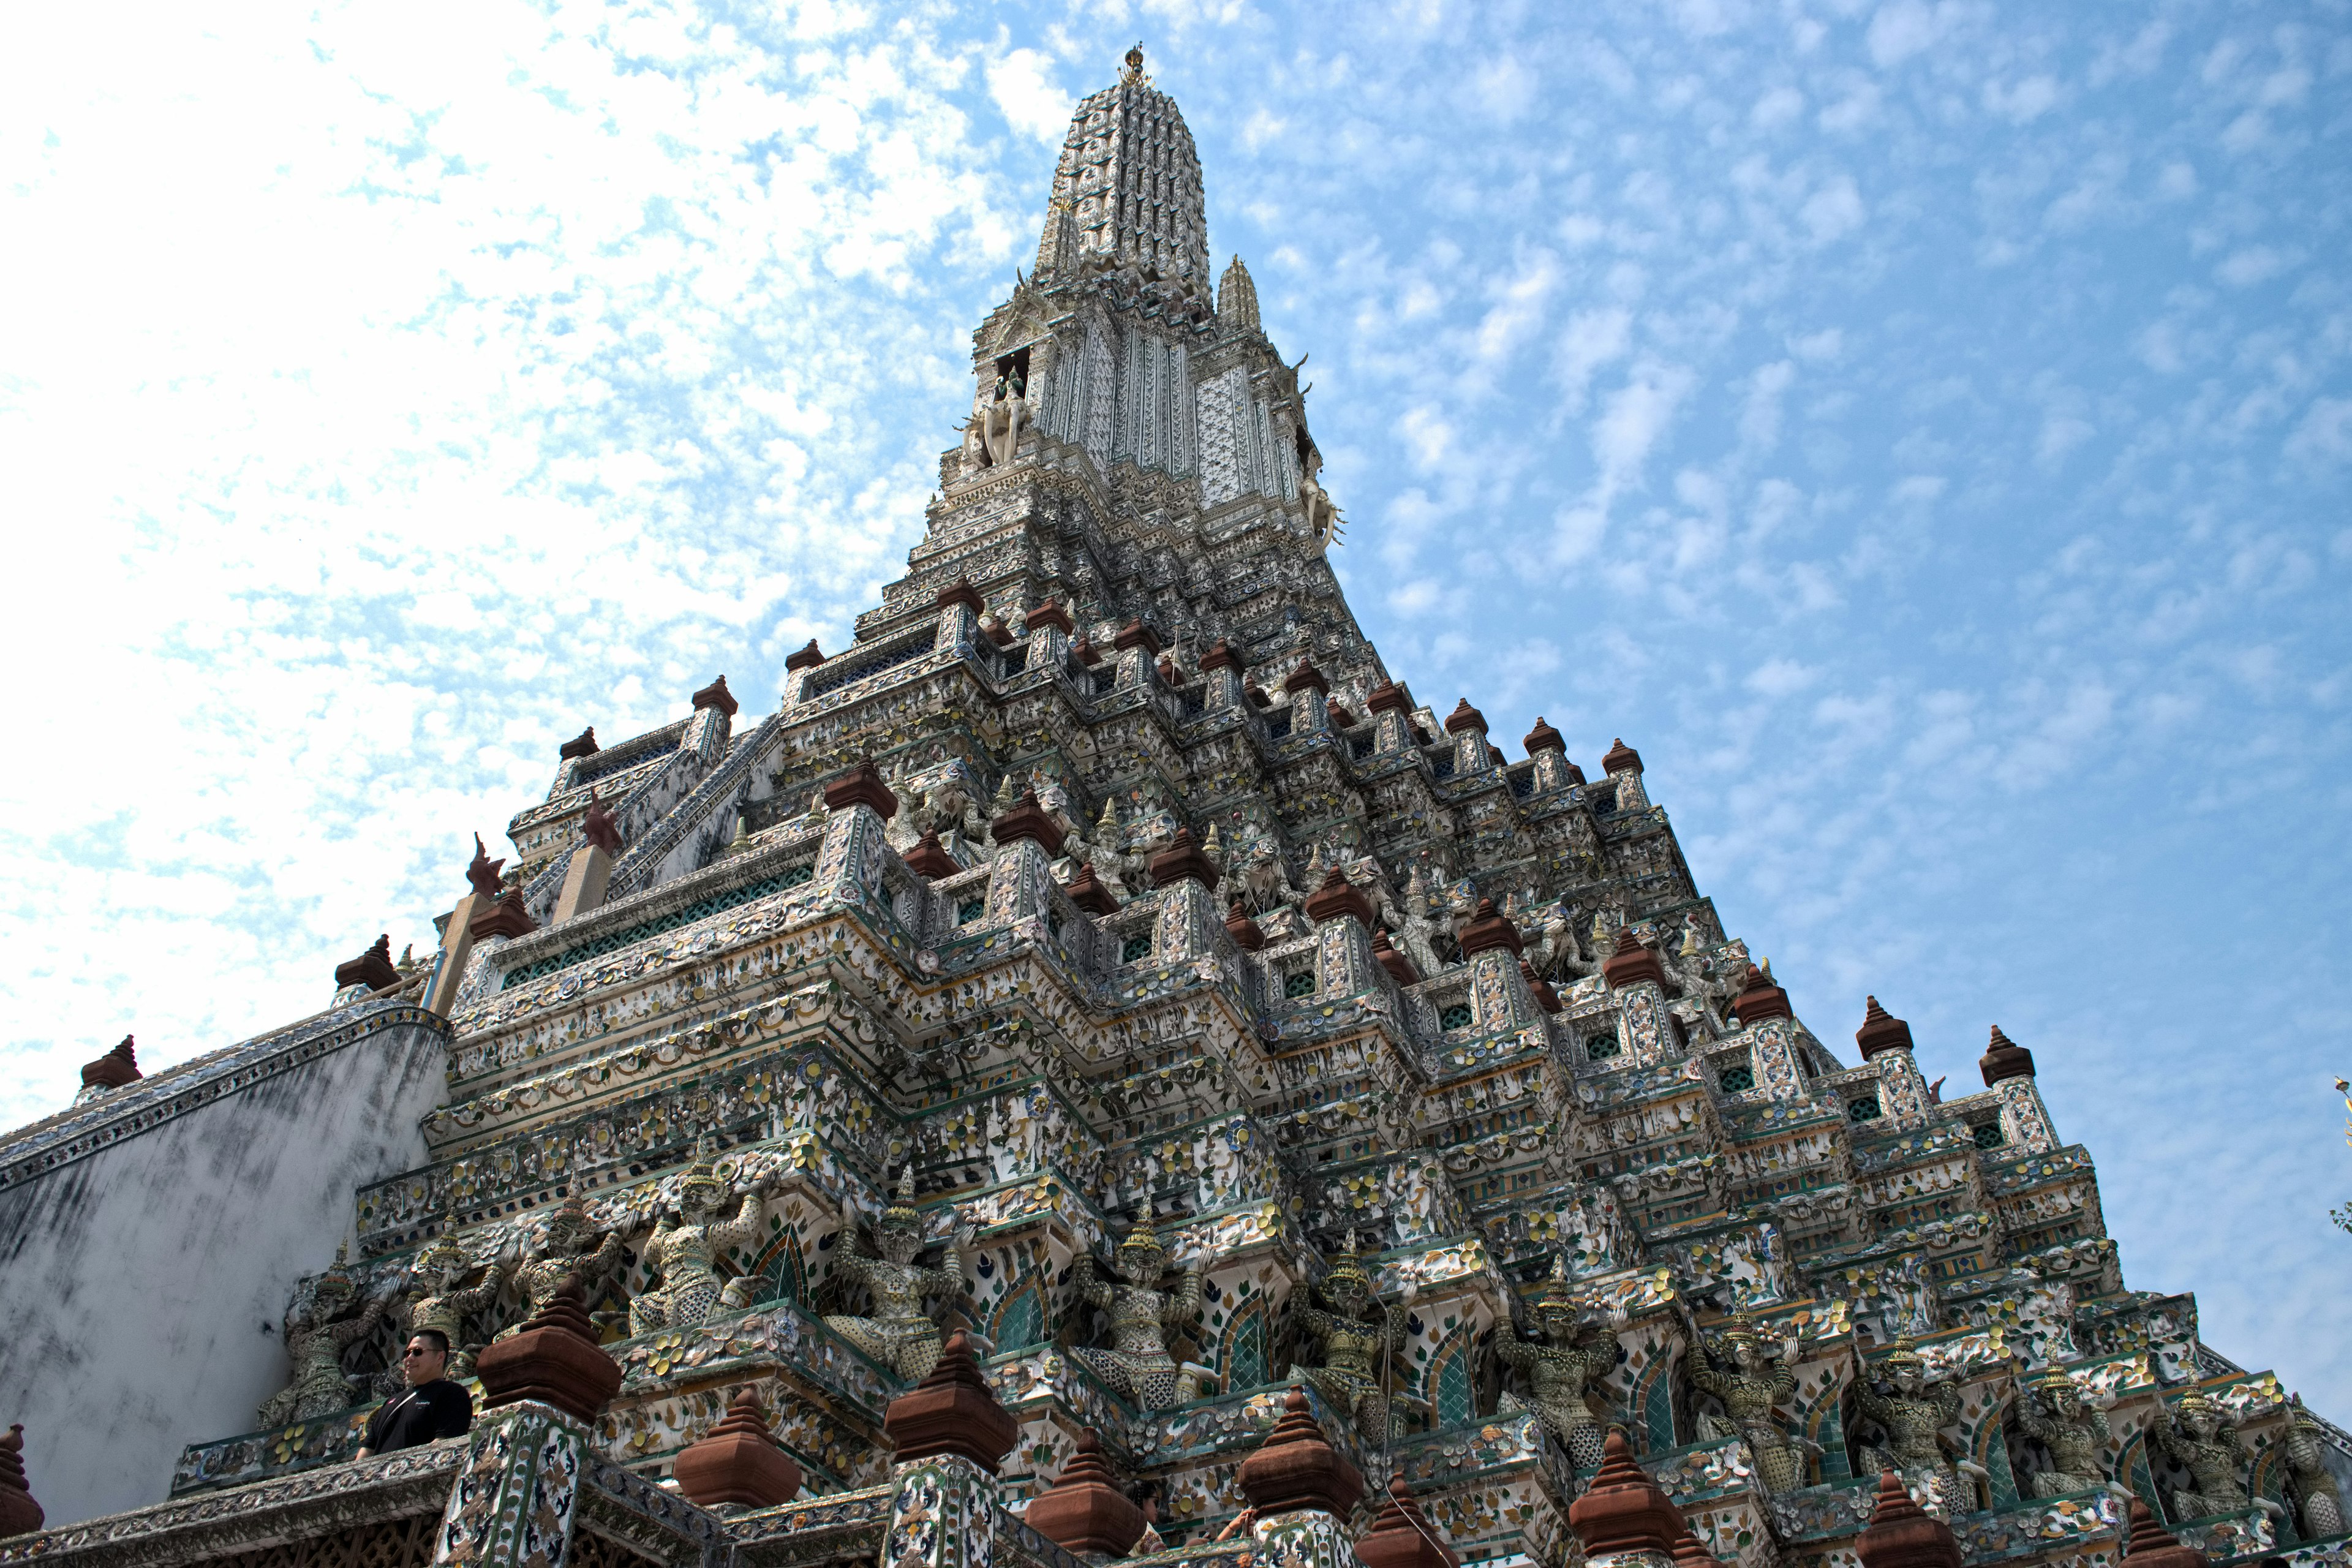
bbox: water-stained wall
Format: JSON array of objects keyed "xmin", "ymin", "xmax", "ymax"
[{"xmin": 0, "ymin": 1003, "xmax": 448, "ymax": 1526}]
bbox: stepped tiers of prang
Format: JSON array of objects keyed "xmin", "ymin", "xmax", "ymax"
[{"xmin": 1, "ymin": 46, "xmax": 2345, "ymax": 1568}]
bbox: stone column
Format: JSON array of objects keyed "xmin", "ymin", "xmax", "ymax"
[
  {"xmin": 1444, "ymin": 698, "xmax": 1496, "ymax": 775},
  {"xmin": 1200, "ymin": 638, "xmax": 1245, "ymax": 709},
  {"xmin": 1604, "ymin": 738, "xmax": 1649, "ymax": 810},
  {"xmin": 421, "ymin": 897, "xmax": 482, "ymax": 1017},
  {"xmin": 431, "ymin": 1404, "xmax": 591, "ymax": 1567},
  {"xmin": 1303, "ymin": 869, "xmax": 1378, "ymax": 997},
  {"xmin": 1727, "ymin": 963, "xmax": 1805, "ymax": 1091},
  {"xmin": 1459, "ymin": 898, "xmax": 1539, "ymax": 1033},
  {"xmin": 1283, "ymin": 658, "xmax": 1330, "ymax": 736},
  {"xmin": 1602, "ymin": 930, "xmax": 1679, "ymax": 1068},
  {"xmin": 1148, "ymin": 829, "xmax": 1221, "ymax": 960},
  {"xmin": 550, "ymin": 792, "xmax": 625, "ymax": 925},
  {"xmin": 1112, "ymin": 618, "xmax": 1161, "ymax": 689},
  {"xmin": 880, "ymin": 1330, "xmax": 1018, "ymax": 1568},
  {"xmin": 685, "ymin": 674, "xmax": 737, "ymax": 758},
  {"xmin": 1567, "ymin": 1430, "xmax": 1685, "ymax": 1568},
  {"xmin": 936, "ymin": 577, "xmax": 986, "ymax": 653},
  {"xmin": 782, "ymin": 638, "xmax": 826, "ymax": 706},
  {"xmin": 1524, "ymin": 716, "xmax": 1578, "ymax": 793},
  {"xmin": 815, "ymin": 762, "xmax": 899, "ymax": 908},
  {"xmin": 1980, "ymin": 1027, "xmax": 2058, "ymax": 1152},
  {"xmin": 1367, "ymin": 680, "xmax": 1415, "ymax": 753},
  {"xmin": 1856, "ymin": 996, "xmax": 1933, "ymax": 1129},
  {"xmin": 987, "ymin": 791, "xmax": 1065, "ymax": 926},
  {"xmin": 1023, "ymin": 598, "xmax": 1074, "ymax": 674}
]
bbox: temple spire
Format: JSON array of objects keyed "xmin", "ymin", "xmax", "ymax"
[{"xmin": 1039, "ymin": 48, "xmax": 1208, "ymax": 282}]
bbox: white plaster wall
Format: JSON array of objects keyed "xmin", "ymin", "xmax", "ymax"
[{"xmin": 0, "ymin": 1013, "xmax": 447, "ymax": 1527}]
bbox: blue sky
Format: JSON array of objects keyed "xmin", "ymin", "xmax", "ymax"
[{"xmin": 2, "ymin": 1, "xmax": 2348, "ymax": 1408}]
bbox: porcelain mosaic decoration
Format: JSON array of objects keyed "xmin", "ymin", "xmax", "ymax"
[{"xmin": 2, "ymin": 46, "xmax": 2347, "ymax": 1568}]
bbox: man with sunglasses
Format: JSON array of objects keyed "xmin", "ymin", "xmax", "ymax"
[{"xmin": 353, "ymin": 1329, "xmax": 474, "ymax": 1458}]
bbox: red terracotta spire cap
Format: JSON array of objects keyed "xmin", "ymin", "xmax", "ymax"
[
  {"xmin": 1602, "ymin": 738, "xmax": 1643, "ymax": 775},
  {"xmin": 1148, "ymin": 827, "xmax": 1221, "ymax": 892},
  {"xmin": 1523, "ymin": 716, "xmax": 1566, "ymax": 755},
  {"xmin": 1235, "ymin": 1387, "xmax": 1365, "ymax": 1518},
  {"xmin": 469, "ymin": 890, "xmax": 539, "ymax": 941},
  {"xmin": 1284, "ymin": 658, "xmax": 1330, "ymax": 696},
  {"xmin": 1066, "ymin": 862, "xmax": 1121, "ymax": 916},
  {"xmin": 1023, "ymin": 598, "xmax": 1075, "ymax": 636},
  {"xmin": 2122, "ymin": 1499, "xmax": 2209, "ymax": 1568},
  {"xmin": 1521, "ymin": 960, "xmax": 1564, "ymax": 1014},
  {"xmin": 1025, "ymin": 1428, "xmax": 1147, "ymax": 1556},
  {"xmin": 1443, "ymin": 698, "xmax": 1487, "ymax": 735},
  {"xmin": 1112, "ymin": 618, "xmax": 1163, "ymax": 655},
  {"xmin": 1357, "ymin": 1474, "xmax": 1461, "ymax": 1568},
  {"xmin": 1225, "ymin": 901, "xmax": 1267, "ymax": 952},
  {"xmin": 1601, "ymin": 929, "xmax": 1668, "ymax": 992},
  {"xmin": 334, "ymin": 935, "xmax": 401, "ymax": 993},
  {"xmin": 559, "ymin": 725, "xmax": 600, "ymax": 760},
  {"xmin": 673, "ymin": 1389, "xmax": 804, "ymax": 1509},
  {"xmin": 1457, "ymin": 898, "xmax": 1525, "ymax": 959},
  {"xmin": 1373, "ymin": 930, "xmax": 1421, "ymax": 987},
  {"xmin": 1672, "ymin": 1529, "xmax": 1724, "ymax": 1568},
  {"xmin": 1365, "ymin": 680, "xmax": 1412, "ymax": 715},
  {"xmin": 1302, "ymin": 867, "xmax": 1374, "ymax": 927},
  {"xmin": 785, "ymin": 639, "xmax": 826, "ymax": 672},
  {"xmin": 823, "ymin": 759, "xmax": 900, "ymax": 821},
  {"xmin": 0, "ymin": 1424, "xmax": 42, "ymax": 1539},
  {"xmin": 1981, "ymin": 1025, "xmax": 2036, "ymax": 1086},
  {"xmin": 936, "ymin": 576, "xmax": 987, "ymax": 616},
  {"xmin": 475, "ymin": 1276, "xmax": 624, "ymax": 1424},
  {"xmin": 1567, "ymin": 1428, "xmax": 1686, "ymax": 1556},
  {"xmin": 1730, "ymin": 963, "xmax": 1792, "ymax": 1024},
  {"xmin": 990, "ymin": 789, "xmax": 1066, "ymax": 857},
  {"xmin": 1856, "ymin": 1471, "xmax": 1963, "ymax": 1568},
  {"xmin": 903, "ymin": 829, "xmax": 959, "ymax": 880},
  {"xmin": 81, "ymin": 1035, "xmax": 141, "ymax": 1090},
  {"xmin": 1856, "ymin": 996, "xmax": 1913, "ymax": 1058},
  {"xmin": 692, "ymin": 674, "xmax": 739, "ymax": 717},
  {"xmin": 883, "ymin": 1329, "xmax": 1018, "ymax": 1475},
  {"xmin": 1199, "ymin": 638, "xmax": 1243, "ymax": 673},
  {"xmin": 1072, "ymin": 631, "xmax": 1103, "ymax": 665}
]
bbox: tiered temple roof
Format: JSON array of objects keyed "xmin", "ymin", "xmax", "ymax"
[{"xmin": 2, "ymin": 47, "xmax": 2345, "ymax": 1568}]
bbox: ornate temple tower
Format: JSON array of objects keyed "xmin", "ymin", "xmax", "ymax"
[{"xmin": 2, "ymin": 48, "xmax": 2347, "ymax": 1568}]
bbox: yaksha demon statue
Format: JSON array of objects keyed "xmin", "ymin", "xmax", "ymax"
[
  {"xmin": 628, "ymin": 1136, "xmax": 772, "ymax": 1335},
  {"xmin": 2285, "ymin": 1394, "xmax": 2347, "ymax": 1537},
  {"xmin": 257, "ymin": 1244, "xmax": 391, "ymax": 1427},
  {"xmin": 1494, "ymin": 1254, "xmax": 1623, "ymax": 1469},
  {"xmin": 391, "ymin": 1226, "xmax": 508, "ymax": 1382},
  {"xmin": 1855, "ymin": 1337, "xmax": 1969, "ymax": 1516},
  {"xmin": 1289, "ymin": 1248, "xmax": 1415, "ymax": 1439},
  {"xmin": 498, "ymin": 1193, "xmax": 624, "ymax": 1342},
  {"xmin": 1682, "ymin": 1307, "xmax": 1806, "ymax": 1493},
  {"xmin": 1070, "ymin": 1221, "xmax": 1204, "ymax": 1411},
  {"xmin": 2015, "ymin": 1371, "xmax": 2112, "ymax": 1499},
  {"xmin": 2150, "ymin": 1390, "xmax": 2250, "ymax": 1521},
  {"xmin": 823, "ymin": 1167, "xmax": 971, "ymax": 1382}
]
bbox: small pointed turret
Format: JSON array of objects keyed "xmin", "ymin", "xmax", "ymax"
[
  {"xmin": 1219, "ymin": 255, "xmax": 1261, "ymax": 331},
  {"xmin": 1980, "ymin": 1025, "xmax": 2036, "ymax": 1085},
  {"xmin": 80, "ymin": 1035, "xmax": 141, "ymax": 1092}
]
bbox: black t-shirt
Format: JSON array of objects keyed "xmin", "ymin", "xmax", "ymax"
[{"xmin": 362, "ymin": 1380, "xmax": 473, "ymax": 1453}]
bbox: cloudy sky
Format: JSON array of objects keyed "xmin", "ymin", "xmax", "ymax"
[{"xmin": 4, "ymin": 1, "xmax": 2348, "ymax": 1408}]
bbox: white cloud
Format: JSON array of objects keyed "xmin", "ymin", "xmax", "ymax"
[
  {"xmin": 1866, "ymin": 0, "xmax": 1956, "ymax": 68},
  {"xmin": 986, "ymin": 47, "xmax": 1073, "ymax": 148}
]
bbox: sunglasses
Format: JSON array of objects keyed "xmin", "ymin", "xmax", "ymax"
[{"xmin": 403, "ymin": 1347, "xmax": 443, "ymax": 1359}]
